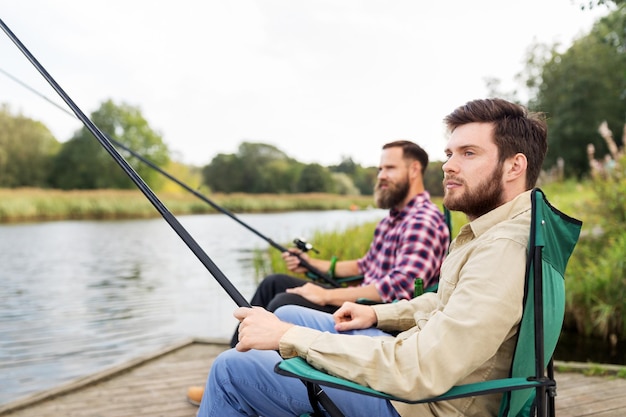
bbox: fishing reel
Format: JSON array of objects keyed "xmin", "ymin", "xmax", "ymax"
[{"xmin": 293, "ymin": 237, "xmax": 319, "ymax": 254}]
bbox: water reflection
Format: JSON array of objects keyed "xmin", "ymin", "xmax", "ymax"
[
  {"xmin": 556, "ymin": 331, "xmax": 626, "ymax": 365},
  {"xmin": 0, "ymin": 209, "xmax": 387, "ymax": 405}
]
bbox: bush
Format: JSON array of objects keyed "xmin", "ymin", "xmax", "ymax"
[{"xmin": 564, "ymin": 154, "xmax": 626, "ymax": 340}]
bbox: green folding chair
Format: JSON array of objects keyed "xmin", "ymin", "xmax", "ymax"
[{"xmin": 275, "ymin": 188, "xmax": 582, "ymax": 417}]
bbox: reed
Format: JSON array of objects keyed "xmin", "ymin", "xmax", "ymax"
[
  {"xmin": 253, "ymin": 221, "xmax": 378, "ymax": 279},
  {"xmin": 0, "ymin": 188, "xmax": 376, "ymax": 223}
]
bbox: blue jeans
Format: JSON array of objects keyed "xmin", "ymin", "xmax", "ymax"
[{"xmin": 197, "ymin": 305, "xmax": 401, "ymax": 417}]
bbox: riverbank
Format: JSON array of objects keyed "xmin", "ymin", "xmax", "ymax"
[{"xmin": 0, "ymin": 188, "xmax": 377, "ymax": 223}]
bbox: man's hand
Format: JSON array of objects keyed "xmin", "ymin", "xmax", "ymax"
[
  {"xmin": 234, "ymin": 307, "xmax": 294, "ymax": 352},
  {"xmin": 282, "ymin": 249, "xmax": 308, "ymax": 273},
  {"xmin": 333, "ymin": 301, "xmax": 378, "ymax": 332},
  {"xmin": 286, "ymin": 282, "xmax": 328, "ymax": 305}
]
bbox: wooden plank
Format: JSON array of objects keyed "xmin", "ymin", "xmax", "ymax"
[
  {"xmin": 556, "ymin": 375, "xmax": 626, "ymax": 417},
  {"xmin": 0, "ymin": 338, "xmax": 228, "ymax": 417},
  {"xmin": 1, "ymin": 341, "xmax": 625, "ymax": 417}
]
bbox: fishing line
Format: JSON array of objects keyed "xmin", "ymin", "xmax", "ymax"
[
  {"xmin": 1, "ymin": 20, "xmax": 347, "ymax": 414},
  {"xmin": 0, "ymin": 18, "xmax": 251, "ymax": 307},
  {"xmin": 0, "ymin": 66, "xmax": 340, "ymax": 288}
]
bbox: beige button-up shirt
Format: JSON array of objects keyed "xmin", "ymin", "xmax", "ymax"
[{"xmin": 280, "ymin": 190, "xmax": 532, "ymax": 417}]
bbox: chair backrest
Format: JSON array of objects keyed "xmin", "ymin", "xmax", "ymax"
[{"xmin": 499, "ymin": 188, "xmax": 582, "ymax": 417}]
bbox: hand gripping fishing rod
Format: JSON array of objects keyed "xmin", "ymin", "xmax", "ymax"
[
  {"xmin": 0, "ymin": 67, "xmax": 340, "ymax": 288},
  {"xmin": 1, "ymin": 20, "xmax": 345, "ymax": 416}
]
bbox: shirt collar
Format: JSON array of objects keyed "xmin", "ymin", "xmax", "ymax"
[{"xmin": 389, "ymin": 191, "xmax": 430, "ymax": 219}]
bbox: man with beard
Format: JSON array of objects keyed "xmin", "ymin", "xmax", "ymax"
[
  {"xmin": 230, "ymin": 140, "xmax": 450, "ymax": 341},
  {"xmin": 195, "ymin": 98, "xmax": 549, "ymax": 417},
  {"xmin": 186, "ymin": 140, "xmax": 450, "ymax": 405}
]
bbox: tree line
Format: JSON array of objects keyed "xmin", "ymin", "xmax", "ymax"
[
  {"xmin": 1, "ymin": 5, "xmax": 624, "ymax": 192},
  {"xmin": 0, "ymin": 100, "xmax": 447, "ymax": 196}
]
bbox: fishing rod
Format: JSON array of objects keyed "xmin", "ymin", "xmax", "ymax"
[
  {"xmin": 0, "ymin": 18, "xmax": 250, "ymax": 308},
  {"xmin": 0, "ymin": 67, "xmax": 340, "ymax": 288},
  {"xmin": 1, "ymin": 20, "xmax": 346, "ymax": 415}
]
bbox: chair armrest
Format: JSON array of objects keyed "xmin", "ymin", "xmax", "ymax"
[{"xmin": 275, "ymin": 357, "xmax": 552, "ymax": 404}]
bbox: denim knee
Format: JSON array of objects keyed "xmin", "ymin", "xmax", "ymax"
[
  {"xmin": 209, "ymin": 348, "xmax": 239, "ymax": 383},
  {"xmin": 274, "ymin": 304, "xmax": 303, "ymax": 322}
]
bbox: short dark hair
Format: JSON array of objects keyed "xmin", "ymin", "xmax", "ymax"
[
  {"xmin": 382, "ymin": 140, "xmax": 429, "ymax": 175},
  {"xmin": 443, "ymin": 98, "xmax": 548, "ymax": 189}
]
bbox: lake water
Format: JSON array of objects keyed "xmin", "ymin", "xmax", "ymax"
[{"xmin": 0, "ymin": 208, "xmax": 387, "ymax": 405}]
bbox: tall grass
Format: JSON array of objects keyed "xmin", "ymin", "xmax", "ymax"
[
  {"xmin": 557, "ymin": 156, "xmax": 626, "ymax": 342},
  {"xmin": 253, "ymin": 221, "xmax": 377, "ymax": 279},
  {"xmin": 0, "ymin": 188, "xmax": 376, "ymax": 223}
]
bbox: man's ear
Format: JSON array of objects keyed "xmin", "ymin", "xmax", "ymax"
[
  {"xmin": 504, "ymin": 153, "xmax": 527, "ymax": 182},
  {"xmin": 409, "ymin": 160, "xmax": 422, "ymax": 179}
]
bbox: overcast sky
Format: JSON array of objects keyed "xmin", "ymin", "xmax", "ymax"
[{"xmin": 0, "ymin": 1, "xmax": 611, "ymax": 167}]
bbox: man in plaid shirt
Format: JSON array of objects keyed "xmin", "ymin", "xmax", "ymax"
[{"xmin": 187, "ymin": 140, "xmax": 450, "ymax": 406}]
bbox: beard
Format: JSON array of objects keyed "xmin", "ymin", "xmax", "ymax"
[
  {"xmin": 374, "ymin": 175, "xmax": 410, "ymax": 209},
  {"xmin": 443, "ymin": 163, "xmax": 504, "ymax": 219}
]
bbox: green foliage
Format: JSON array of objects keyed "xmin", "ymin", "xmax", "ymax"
[
  {"xmin": 0, "ymin": 189, "xmax": 376, "ymax": 222},
  {"xmin": 330, "ymin": 157, "xmax": 377, "ymax": 195},
  {"xmin": 331, "ymin": 172, "xmax": 361, "ymax": 195},
  {"xmin": 203, "ymin": 142, "xmax": 297, "ymax": 193},
  {"xmin": 526, "ymin": 6, "xmax": 626, "ymax": 178},
  {"xmin": 424, "ymin": 161, "xmax": 444, "ymax": 197},
  {"xmin": 296, "ymin": 163, "xmax": 335, "ymax": 193},
  {"xmin": 564, "ymin": 154, "xmax": 626, "ymax": 340},
  {"xmin": 352, "ymin": 166, "xmax": 377, "ymax": 195},
  {"xmin": 253, "ymin": 221, "xmax": 378, "ymax": 279},
  {"xmin": 0, "ymin": 104, "xmax": 60, "ymax": 187},
  {"xmin": 202, "ymin": 142, "xmax": 450, "ymax": 196},
  {"xmin": 203, "ymin": 142, "xmax": 378, "ymax": 194},
  {"xmin": 49, "ymin": 99, "xmax": 169, "ymax": 190}
]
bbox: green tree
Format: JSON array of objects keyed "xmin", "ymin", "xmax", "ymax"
[
  {"xmin": 333, "ymin": 156, "xmax": 358, "ymax": 175},
  {"xmin": 352, "ymin": 165, "xmax": 377, "ymax": 195},
  {"xmin": 331, "ymin": 172, "xmax": 360, "ymax": 195},
  {"xmin": 296, "ymin": 163, "xmax": 335, "ymax": 193},
  {"xmin": 424, "ymin": 161, "xmax": 444, "ymax": 197},
  {"xmin": 0, "ymin": 104, "xmax": 60, "ymax": 187},
  {"xmin": 330, "ymin": 157, "xmax": 377, "ymax": 195},
  {"xmin": 203, "ymin": 142, "xmax": 298, "ymax": 193},
  {"xmin": 203, "ymin": 153, "xmax": 245, "ymax": 193},
  {"xmin": 526, "ymin": 6, "xmax": 626, "ymax": 178},
  {"xmin": 49, "ymin": 100, "xmax": 169, "ymax": 189}
]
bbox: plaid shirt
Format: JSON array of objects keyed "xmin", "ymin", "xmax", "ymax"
[{"xmin": 357, "ymin": 191, "xmax": 449, "ymax": 302}]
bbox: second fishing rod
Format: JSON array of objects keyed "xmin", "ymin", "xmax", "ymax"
[
  {"xmin": 2, "ymin": 19, "xmax": 345, "ymax": 416},
  {"xmin": 0, "ymin": 66, "xmax": 341, "ymax": 288}
]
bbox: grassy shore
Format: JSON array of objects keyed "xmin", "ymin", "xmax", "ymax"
[{"xmin": 0, "ymin": 188, "xmax": 378, "ymax": 223}]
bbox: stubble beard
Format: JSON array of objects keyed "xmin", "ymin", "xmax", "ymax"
[
  {"xmin": 443, "ymin": 163, "xmax": 504, "ymax": 219},
  {"xmin": 375, "ymin": 176, "xmax": 410, "ymax": 209}
]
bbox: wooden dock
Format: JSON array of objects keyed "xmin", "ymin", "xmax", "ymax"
[{"xmin": 1, "ymin": 338, "xmax": 625, "ymax": 417}]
